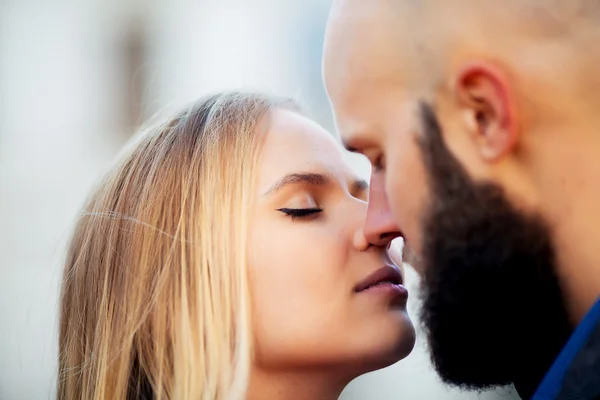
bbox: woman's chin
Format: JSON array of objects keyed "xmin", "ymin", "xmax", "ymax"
[
  {"xmin": 345, "ymin": 321, "xmax": 417, "ymax": 376},
  {"xmin": 302, "ymin": 332, "xmax": 415, "ymax": 369}
]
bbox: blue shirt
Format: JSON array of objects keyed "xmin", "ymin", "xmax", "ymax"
[{"xmin": 532, "ymin": 298, "xmax": 600, "ymax": 400}]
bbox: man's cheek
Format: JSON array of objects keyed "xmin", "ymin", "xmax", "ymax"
[
  {"xmin": 386, "ymin": 168, "xmax": 428, "ymax": 257},
  {"xmin": 403, "ymin": 242, "xmax": 425, "ymax": 275}
]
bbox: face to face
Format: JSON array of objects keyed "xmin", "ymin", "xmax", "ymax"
[
  {"xmin": 248, "ymin": 109, "xmax": 415, "ymax": 377},
  {"xmin": 324, "ymin": 1, "xmax": 571, "ymax": 392},
  {"xmin": 323, "ymin": 0, "xmax": 431, "ymax": 262}
]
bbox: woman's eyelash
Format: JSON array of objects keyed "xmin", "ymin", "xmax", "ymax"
[{"xmin": 277, "ymin": 208, "xmax": 323, "ymax": 221}]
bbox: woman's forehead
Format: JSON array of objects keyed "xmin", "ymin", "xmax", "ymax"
[{"xmin": 257, "ymin": 110, "xmax": 355, "ymax": 191}]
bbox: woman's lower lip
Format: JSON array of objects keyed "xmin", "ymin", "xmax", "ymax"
[{"xmin": 358, "ymin": 283, "xmax": 409, "ymax": 299}]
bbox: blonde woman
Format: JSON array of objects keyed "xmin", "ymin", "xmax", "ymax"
[{"xmin": 58, "ymin": 91, "xmax": 415, "ymax": 400}]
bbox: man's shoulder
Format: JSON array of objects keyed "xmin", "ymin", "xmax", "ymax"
[
  {"xmin": 557, "ymin": 318, "xmax": 600, "ymax": 400},
  {"xmin": 533, "ymin": 299, "xmax": 600, "ymax": 400}
]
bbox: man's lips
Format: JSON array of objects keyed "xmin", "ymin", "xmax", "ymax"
[{"xmin": 354, "ymin": 264, "xmax": 404, "ymax": 292}]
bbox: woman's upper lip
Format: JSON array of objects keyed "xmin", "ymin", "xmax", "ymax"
[{"xmin": 354, "ymin": 265, "xmax": 403, "ymax": 292}]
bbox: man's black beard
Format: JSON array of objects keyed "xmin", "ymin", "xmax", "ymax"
[{"xmin": 415, "ymin": 103, "xmax": 572, "ymax": 396}]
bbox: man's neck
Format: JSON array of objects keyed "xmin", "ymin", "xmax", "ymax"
[
  {"xmin": 549, "ymin": 181, "xmax": 600, "ymax": 324},
  {"xmin": 536, "ymin": 134, "xmax": 600, "ymax": 323},
  {"xmin": 514, "ymin": 134, "xmax": 600, "ymax": 398},
  {"xmin": 247, "ymin": 366, "xmax": 349, "ymax": 400}
]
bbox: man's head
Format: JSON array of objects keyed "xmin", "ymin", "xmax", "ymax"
[{"xmin": 323, "ymin": 0, "xmax": 600, "ymax": 393}]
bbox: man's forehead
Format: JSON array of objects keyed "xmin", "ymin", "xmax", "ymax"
[
  {"xmin": 323, "ymin": 2, "xmax": 423, "ymax": 100},
  {"xmin": 324, "ymin": 0, "xmax": 435, "ymax": 149},
  {"xmin": 334, "ymin": 95, "xmax": 420, "ymax": 154},
  {"xmin": 329, "ymin": 81, "xmax": 389, "ymax": 145}
]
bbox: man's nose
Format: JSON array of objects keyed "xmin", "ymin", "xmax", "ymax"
[{"xmin": 363, "ymin": 174, "xmax": 403, "ymax": 247}]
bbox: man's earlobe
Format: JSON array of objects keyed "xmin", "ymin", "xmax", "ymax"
[{"xmin": 453, "ymin": 61, "xmax": 518, "ymax": 161}]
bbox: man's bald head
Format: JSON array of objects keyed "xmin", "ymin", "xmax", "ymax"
[
  {"xmin": 323, "ymin": 0, "xmax": 600, "ymax": 223},
  {"xmin": 324, "ymin": 0, "xmax": 600, "ymax": 396},
  {"xmin": 324, "ymin": 0, "xmax": 600, "ymax": 119}
]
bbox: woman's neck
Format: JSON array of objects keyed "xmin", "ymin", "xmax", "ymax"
[{"xmin": 247, "ymin": 367, "xmax": 350, "ymax": 400}]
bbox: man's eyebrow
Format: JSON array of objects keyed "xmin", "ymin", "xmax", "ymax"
[{"xmin": 264, "ymin": 173, "xmax": 332, "ymax": 195}]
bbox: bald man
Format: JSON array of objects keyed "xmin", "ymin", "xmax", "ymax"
[{"xmin": 323, "ymin": 1, "xmax": 600, "ymax": 399}]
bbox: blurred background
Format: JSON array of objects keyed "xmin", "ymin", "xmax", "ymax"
[{"xmin": 0, "ymin": 1, "xmax": 521, "ymax": 399}]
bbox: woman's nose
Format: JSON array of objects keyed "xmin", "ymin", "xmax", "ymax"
[{"xmin": 353, "ymin": 221, "xmax": 370, "ymax": 252}]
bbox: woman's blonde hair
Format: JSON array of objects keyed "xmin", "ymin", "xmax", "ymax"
[{"xmin": 58, "ymin": 91, "xmax": 293, "ymax": 400}]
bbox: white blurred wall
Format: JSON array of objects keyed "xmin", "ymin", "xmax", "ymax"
[{"xmin": 0, "ymin": 1, "xmax": 521, "ymax": 399}]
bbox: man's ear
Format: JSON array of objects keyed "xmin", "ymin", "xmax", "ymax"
[{"xmin": 453, "ymin": 61, "xmax": 519, "ymax": 161}]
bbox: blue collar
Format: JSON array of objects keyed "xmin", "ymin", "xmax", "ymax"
[{"xmin": 532, "ymin": 297, "xmax": 600, "ymax": 400}]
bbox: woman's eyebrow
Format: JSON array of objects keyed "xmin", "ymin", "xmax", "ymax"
[{"xmin": 263, "ymin": 173, "xmax": 332, "ymax": 196}]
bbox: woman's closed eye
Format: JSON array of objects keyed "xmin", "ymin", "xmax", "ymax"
[{"xmin": 277, "ymin": 207, "xmax": 323, "ymax": 221}]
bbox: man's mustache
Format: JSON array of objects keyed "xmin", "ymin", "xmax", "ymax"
[{"xmin": 401, "ymin": 241, "xmax": 422, "ymax": 274}]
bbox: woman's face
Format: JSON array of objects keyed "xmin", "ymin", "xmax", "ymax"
[{"xmin": 248, "ymin": 109, "xmax": 415, "ymax": 376}]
